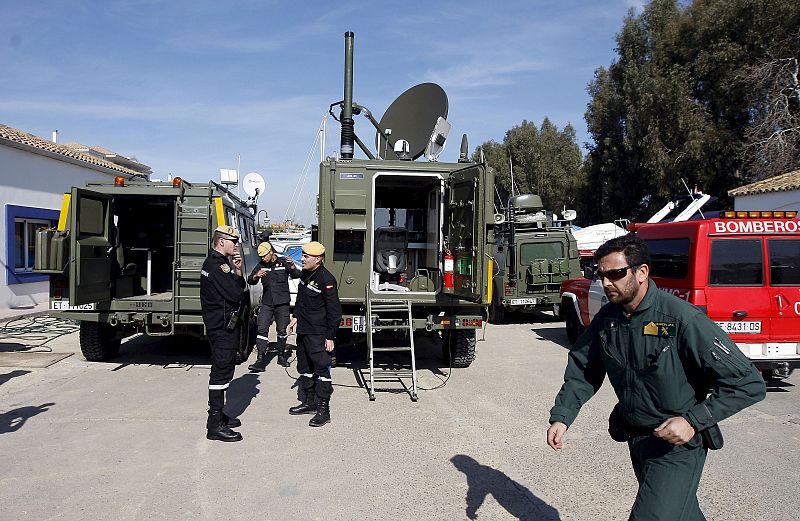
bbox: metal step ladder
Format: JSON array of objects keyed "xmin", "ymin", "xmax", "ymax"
[
  {"xmin": 166, "ymin": 187, "xmax": 213, "ymax": 334},
  {"xmin": 363, "ymin": 287, "xmax": 418, "ymax": 402}
]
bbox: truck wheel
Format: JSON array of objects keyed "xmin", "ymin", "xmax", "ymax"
[
  {"xmin": 443, "ymin": 329, "xmax": 477, "ymax": 368},
  {"xmin": 563, "ymin": 304, "xmax": 584, "ymax": 346},
  {"xmin": 79, "ymin": 322, "xmax": 121, "ymax": 361}
]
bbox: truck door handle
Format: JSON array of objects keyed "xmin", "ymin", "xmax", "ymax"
[{"xmin": 732, "ymin": 310, "xmax": 748, "ymax": 318}]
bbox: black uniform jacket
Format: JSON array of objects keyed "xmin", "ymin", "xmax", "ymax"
[
  {"xmin": 247, "ymin": 255, "xmax": 301, "ymax": 306},
  {"xmin": 200, "ymin": 249, "xmax": 246, "ymax": 332},
  {"xmin": 295, "ymin": 265, "xmax": 342, "ymax": 341},
  {"xmin": 550, "ymin": 281, "xmax": 766, "ymax": 432}
]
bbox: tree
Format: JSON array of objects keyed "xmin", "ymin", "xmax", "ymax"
[
  {"xmin": 473, "ymin": 119, "xmax": 585, "ymax": 219},
  {"xmin": 584, "ymin": 0, "xmax": 800, "ymax": 221}
]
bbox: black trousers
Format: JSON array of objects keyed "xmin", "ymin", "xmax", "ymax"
[
  {"xmin": 256, "ymin": 303, "xmax": 291, "ymax": 351},
  {"xmin": 207, "ymin": 329, "xmax": 238, "ymax": 411},
  {"xmin": 296, "ymin": 334, "xmax": 333, "ymax": 399}
]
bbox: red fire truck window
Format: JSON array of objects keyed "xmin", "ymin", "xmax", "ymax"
[
  {"xmin": 644, "ymin": 238, "xmax": 690, "ymax": 279},
  {"xmin": 709, "ymin": 239, "xmax": 763, "ymax": 286},
  {"xmin": 768, "ymin": 239, "xmax": 800, "ymax": 286}
]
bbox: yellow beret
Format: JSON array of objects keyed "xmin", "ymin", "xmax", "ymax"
[
  {"xmin": 257, "ymin": 242, "xmax": 272, "ymax": 257},
  {"xmin": 302, "ymin": 241, "xmax": 325, "ymax": 256},
  {"xmin": 214, "ymin": 225, "xmax": 240, "ymax": 239}
]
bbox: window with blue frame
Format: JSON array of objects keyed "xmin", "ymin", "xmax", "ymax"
[{"xmin": 6, "ymin": 205, "xmax": 59, "ymax": 284}]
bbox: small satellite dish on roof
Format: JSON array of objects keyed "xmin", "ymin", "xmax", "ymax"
[
  {"xmin": 424, "ymin": 116, "xmax": 451, "ymax": 161},
  {"xmin": 375, "ymin": 83, "xmax": 448, "ymax": 160},
  {"xmin": 242, "ymin": 172, "xmax": 266, "ymax": 198}
]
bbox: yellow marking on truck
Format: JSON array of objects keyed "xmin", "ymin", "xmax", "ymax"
[
  {"xmin": 487, "ymin": 258, "xmax": 494, "ymax": 303},
  {"xmin": 214, "ymin": 197, "xmax": 226, "ymax": 227},
  {"xmin": 57, "ymin": 194, "xmax": 71, "ymax": 231}
]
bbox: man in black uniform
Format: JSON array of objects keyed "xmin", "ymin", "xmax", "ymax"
[
  {"xmin": 287, "ymin": 241, "xmax": 342, "ymax": 427},
  {"xmin": 247, "ymin": 241, "xmax": 301, "ymax": 370},
  {"xmin": 546, "ymin": 235, "xmax": 766, "ymax": 520},
  {"xmin": 200, "ymin": 225, "xmax": 246, "ymax": 442}
]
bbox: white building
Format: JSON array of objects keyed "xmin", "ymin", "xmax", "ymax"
[
  {"xmin": 1, "ymin": 124, "xmax": 149, "ymax": 311},
  {"xmin": 729, "ymin": 168, "xmax": 800, "ymax": 212}
]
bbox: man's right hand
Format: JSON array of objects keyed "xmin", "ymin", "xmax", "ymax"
[{"xmin": 547, "ymin": 422, "xmax": 568, "ymax": 451}]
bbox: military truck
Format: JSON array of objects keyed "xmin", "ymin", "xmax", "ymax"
[
  {"xmin": 488, "ymin": 194, "xmax": 580, "ymax": 323},
  {"xmin": 34, "ymin": 176, "xmax": 261, "ymax": 361},
  {"xmin": 319, "ymin": 32, "xmax": 495, "ymax": 368}
]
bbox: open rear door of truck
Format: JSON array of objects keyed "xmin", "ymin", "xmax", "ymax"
[
  {"xmin": 444, "ymin": 164, "xmax": 487, "ymax": 303},
  {"xmin": 69, "ymin": 187, "xmax": 113, "ymax": 306}
]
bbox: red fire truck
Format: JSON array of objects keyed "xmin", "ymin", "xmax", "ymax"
[{"xmin": 557, "ymin": 211, "xmax": 800, "ymax": 380}]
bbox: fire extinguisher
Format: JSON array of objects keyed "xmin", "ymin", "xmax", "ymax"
[{"xmin": 443, "ymin": 248, "xmax": 454, "ymax": 289}]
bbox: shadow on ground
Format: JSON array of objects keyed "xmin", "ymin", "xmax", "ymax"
[
  {"xmin": 103, "ymin": 334, "xmax": 212, "ymax": 369},
  {"xmin": 766, "ymin": 379, "xmax": 795, "ymax": 393},
  {"xmin": 451, "ymin": 454, "xmax": 561, "ymax": 520},
  {"xmin": 0, "ymin": 402, "xmax": 55, "ymax": 434},
  {"xmin": 491, "ymin": 311, "xmax": 563, "ymax": 326},
  {"xmin": 0, "ymin": 369, "xmax": 31, "ymax": 386},
  {"xmin": 225, "ymin": 372, "xmax": 261, "ymax": 418},
  {"xmin": 531, "ymin": 326, "xmax": 572, "ymax": 350}
]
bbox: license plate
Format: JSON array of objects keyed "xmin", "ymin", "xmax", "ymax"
[
  {"xmin": 510, "ymin": 298, "xmax": 538, "ymax": 305},
  {"xmin": 352, "ymin": 316, "xmax": 366, "ymax": 333},
  {"xmin": 50, "ymin": 301, "xmax": 95, "ymax": 311},
  {"xmin": 716, "ymin": 321, "xmax": 761, "ymax": 334}
]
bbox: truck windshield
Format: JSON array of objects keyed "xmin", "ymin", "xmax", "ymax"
[
  {"xmin": 520, "ymin": 242, "xmax": 563, "ymax": 265},
  {"xmin": 709, "ymin": 239, "xmax": 763, "ymax": 286},
  {"xmin": 645, "ymin": 238, "xmax": 690, "ymax": 279},
  {"xmin": 768, "ymin": 238, "xmax": 800, "ymax": 286}
]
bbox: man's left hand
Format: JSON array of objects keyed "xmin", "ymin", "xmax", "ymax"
[
  {"xmin": 654, "ymin": 416, "xmax": 696, "ymax": 445},
  {"xmin": 325, "ymin": 339, "xmax": 335, "ymax": 352}
]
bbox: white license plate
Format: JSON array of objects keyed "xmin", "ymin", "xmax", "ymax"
[
  {"xmin": 716, "ymin": 321, "xmax": 761, "ymax": 334},
  {"xmin": 352, "ymin": 316, "xmax": 366, "ymax": 333},
  {"xmin": 50, "ymin": 301, "xmax": 95, "ymax": 311},
  {"xmin": 510, "ymin": 298, "xmax": 538, "ymax": 305}
]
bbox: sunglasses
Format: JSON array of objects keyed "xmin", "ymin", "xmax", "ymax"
[
  {"xmin": 224, "ymin": 237, "xmax": 239, "ymax": 244},
  {"xmin": 594, "ymin": 265, "xmax": 639, "ymax": 281}
]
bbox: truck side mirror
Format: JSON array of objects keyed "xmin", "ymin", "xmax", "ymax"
[{"xmin": 583, "ymin": 265, "xmax": 595, "ymax": 279}]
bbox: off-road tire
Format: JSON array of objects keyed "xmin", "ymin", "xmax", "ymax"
[
  {"xmin": 79, "ymin": 322, "xmax": 121, "ymax": 362},
  {"xmin": 563, "ymin": 301, "xmax": 584, "ymax": 346},
  {"xmin": 444, "ymin": 329, "xmax": 477, "ymax": 368},
  {"xmin": 235, "ymin": 310, "xmax": 257, "ymax": 365}
]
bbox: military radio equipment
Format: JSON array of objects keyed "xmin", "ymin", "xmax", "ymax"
[
  {"xmin": 489, "ymin": 193, "xmax": 581, "ymax": 322},
  {"xmin": 320, "ymin": 32, "xmax": 496, "ymax": 373},
  {"xmin": 34, "ymin": 176, "xmax": 262, "ymax": 362}
]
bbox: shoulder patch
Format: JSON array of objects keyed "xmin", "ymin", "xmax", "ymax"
[
  {"xmin": 326, "ymin": 283, "xmax": 334, "ymax": 290},
  {"xmin": 221, "ymin": 264, "xmax": 231, "ymax": 273}
]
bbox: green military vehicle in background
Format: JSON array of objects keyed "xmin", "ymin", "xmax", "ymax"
[
  {"xmin": 34, "ymin": 177, "xmax": 262, "ymax": 361},
  {"xmin": 488, "ymin": 193, "xmax": 580, "ymax": 323},
  {"xmin": 318, "ymin": 32, "xmax": 496, "ymax": 372}
]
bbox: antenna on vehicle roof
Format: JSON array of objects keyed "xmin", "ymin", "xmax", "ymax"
[{"xmin": 681, "ymin": 178, "xmax": 704, "ymax": 219}]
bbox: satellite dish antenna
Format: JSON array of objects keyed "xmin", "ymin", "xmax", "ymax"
[
  {"xmin": 424, "ymin": 116, "xmax": 451, "ymax": 161},
  {"xmin": 375, "ymin": 83, "xmax": 448, "ymax": 160},
  {"xmin": 242, "ymin": 172, "xmax": 266, "ymax": 198}
]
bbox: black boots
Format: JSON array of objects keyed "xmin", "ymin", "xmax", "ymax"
[
  {"xmin": 277, "ymin": 348, "xmax": 291, "ymax": 367},
  {"xmin": 206, "ymin": 411, "xmax": 243, "ymax": 442},
  {"xmin": 309, "ymin": 397, "xmax": 331, "ymax": 427},
  {"xmin": 289, "ymin": 387, "xmax": 317, "ymax": 415},
  {"xmin": 248, "ymin": 348, "xmax": 268, "ymax": 372}
]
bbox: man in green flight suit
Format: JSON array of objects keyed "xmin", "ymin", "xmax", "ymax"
[{"xmin": 547, "ymin": 235, "xmax": 766, "ymax": 520}]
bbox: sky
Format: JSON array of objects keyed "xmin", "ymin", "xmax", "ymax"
[{"xmin": 1, "ymin": 0, "xmax": 644, "ymax": 225}]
